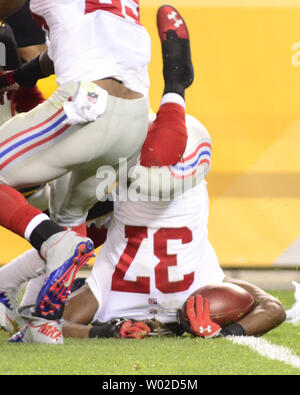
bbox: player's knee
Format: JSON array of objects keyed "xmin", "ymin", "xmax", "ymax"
[
  {"xmin": 260, "ymin": 296, "xmax": 286, "ymax": 327},
  {"xmin": 269, "ymin": 299, "xmax": 286, "ymax": 326}
]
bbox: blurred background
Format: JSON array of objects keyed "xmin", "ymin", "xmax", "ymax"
[{"xmin": 1, "ymin": 0, "xmax": 300, "ymax": 287}]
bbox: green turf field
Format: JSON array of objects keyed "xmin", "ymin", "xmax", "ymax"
[{"xmin": 0, "ymin": 290, "xmax": 299, "ymax": 375}]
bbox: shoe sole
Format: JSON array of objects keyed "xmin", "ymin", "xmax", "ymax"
[
  {"xmin": 35, "ymin": 240, "xmax": 94, "ymax": 319},
  {"xmin": 157, "ymin": 5, "xmax": 190, "ymax": 42}
]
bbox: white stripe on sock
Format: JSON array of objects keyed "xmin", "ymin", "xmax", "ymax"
[
  {"xmin": 24, "ymin": 213, "xmax": 50, "ymax": 241},
  {"xmin": 160, "ymin": 93, "xmax": 186, "ymax": 109}
]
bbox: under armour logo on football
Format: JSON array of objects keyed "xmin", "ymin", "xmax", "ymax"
[
  {"xmin": 168, "ymin": 11, "xmax": 184, "ymax": 28},
  {"xmin": 199, "ymin": 326, "xmax": 212, "ymax": 334}
]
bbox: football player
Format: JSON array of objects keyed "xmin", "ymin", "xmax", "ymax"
[
  {"xmin": 0, "ymin": 0, "xmax": 158, "ymax": 318},
  {"xmin": 0, "ymin": 19, "xmax": 45, "ymax": 120},
  {"xmin": 0, "ymin": 21, "xmax": 112, "ymax": 327},
  {"xmin": 6, "ymin": 6, "xmax": 285, "ymax": 344},
  {"xmin": 0, "ymin": 2, "xmax": 192, "ymax": 329},
  {"xmin": 5, "ymin": 0, "xmax": 46, "ymax": 62}
]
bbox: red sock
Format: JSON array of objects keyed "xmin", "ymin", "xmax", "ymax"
[
  {"xmin": 140, "ymin": 103, "xmax": 187, "ymax": 167},
  {"xmin": 0, "ymin": 184, "xmax": 44, "ymax": 238}
]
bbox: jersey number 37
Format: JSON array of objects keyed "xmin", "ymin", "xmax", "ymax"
[{"xmin": 112, "ymin": 225, "xmax": 195, "ymax": 294}]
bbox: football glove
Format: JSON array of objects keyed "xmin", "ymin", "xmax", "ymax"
[
  {"xmin": 89, "ymin": 318, "xmax": 152, "ymax": 339},
  {"xmin": 0, "ymin": 71, "xmax": 18, "ymax": 105},
  {"xmin": 177, "ymin": 294, "xmax": 222, "ymax": 338},
  {"xmin": 0, "ymin": 71, "xmax": 19, "ymax": 93}
]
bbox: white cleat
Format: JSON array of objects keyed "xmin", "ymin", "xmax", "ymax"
[
  {"xmin": 285, "ymin": 281, "xmax": 300, "ymax": 324},
  {"xmin": 8, "ymin": 305, "xmax": 63, "ymax": 344},
  {"xmin": 0, "ymin": 290, "xmax": 24, "ymax": 333}
]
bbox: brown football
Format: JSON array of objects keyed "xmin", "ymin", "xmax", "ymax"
[{"xmin": 182, "ymin": 283, "xmax": 255, "ymax": 327}]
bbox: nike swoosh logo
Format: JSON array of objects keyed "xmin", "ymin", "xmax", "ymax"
[{"xmin": 64, "ymin": 266, "xmax": 77, "ymax": 288}]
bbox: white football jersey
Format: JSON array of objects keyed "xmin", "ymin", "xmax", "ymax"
[
  {"xmin": 29, "ymin": 0, "xmax": 151, "ymax": 95},
  {"xmin": 87, "ymin": 115, "xmax": 225, "ymax": 324}
]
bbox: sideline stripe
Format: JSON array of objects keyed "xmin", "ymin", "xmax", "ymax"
[{"xmin": 228, "ymin": 336, "xmax": 300, "ymax": 370}]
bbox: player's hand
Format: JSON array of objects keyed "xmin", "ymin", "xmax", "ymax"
[
  {"xmin": 185, "ymin": 295, "xmax": 222, "ymax": 338},
  {"xmin": 89, "ymin": 318, "xmax": 152, "ymax": 339},
  {"xmin": 0, "ymin": 71, "xmax": 20, "ymax": 94},
  {"xmin": 0, "ymin": 71, "xmax": 19, "ymax": 105},
  {"xmin": 120, "ymin": 320, "xmax": 151, "ymax": 339}
]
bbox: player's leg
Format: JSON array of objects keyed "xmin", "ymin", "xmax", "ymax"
[
  {"xmin": 0, "ymin": 84, "xmax": 97, "ymax": 317},
  {"xmin": 51, "ymin": 174, "xmax": 113, "ymax": 248},
  {"xmin": 0, "ymin": 248, "xmax": 44, "ymax": 332},
  {"xmin": 223, "ymin": 277, "xmax": 286, "ymax": 336},
  {"xmin": 141, "ymin": 5, "xmax": 194, "ymax": 167},
  {"xmin": 0, "ymin": 190, "xmax": 93, "ymax": 323},
  {"xmin": 62, "ymin": 284, "xmax": 99, "ymax": 339},
  {"xmin": 32, "ymin": 168, "xmax": 99, "ymax": 318},
  {"xmin": 0, "ymin": 94, "xmax": 57, "ymax": 244},
  {"xmin": 0, "ymin": 171, "xmax": 109, "ymax": 327},
  {"xmin": 21, "ymin": 275, "xmax": 46, "ymax": 306},
  {"xmin": 49, "ymin": 169, "xmax": 99, "ymax": 229}
]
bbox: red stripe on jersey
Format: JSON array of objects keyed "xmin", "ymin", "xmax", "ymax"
[
  {"xmin": 183, "ymin": 142, "xmax": 211, "ymax": 163},
  {"xmin": 170, "ymin": 159, "xmax": 211, "ymax": 180}
]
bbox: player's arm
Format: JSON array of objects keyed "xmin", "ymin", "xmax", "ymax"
[
  {"xmin": 5, "ymin": 0, "xmax": 46, "ymax": 62},
  {"xmin": 0, "ymin": 49, "xmax": 54, "ymax": 92},
  {"xmin": 62, "ymin": 284, "xmax": 151, "ymax": 340},
  {"xmin": 0, "ymin": 0, "xmax": 26, "ymax": 18},
  {"xmin": 39, "ymin": 50, "xmax": 55, "ymax": 77},
  {"xmin": 62, "ymin": 284, "xmax": 99, "ymax": 339},
  {"xmin": 132, "ymin": 115, "xmax": 212, "ymax": 201},
  {"xmin": 223, "ymin": 277, "xmax": 286, "ymax": 336}
]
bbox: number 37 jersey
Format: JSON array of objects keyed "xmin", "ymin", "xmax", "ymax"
[{"xmin": 87, "ymin": 115, "xmax": 225, "ymax": 324}]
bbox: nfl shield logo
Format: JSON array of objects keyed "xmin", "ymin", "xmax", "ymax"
[{"xmin": 87, "ymin": 92, "xmax": 99, "ymax": 104}]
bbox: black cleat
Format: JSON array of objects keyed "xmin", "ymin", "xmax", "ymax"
[{"xmin": 157, "ymin": 5, "xmax": 194, "ymax": 97}]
